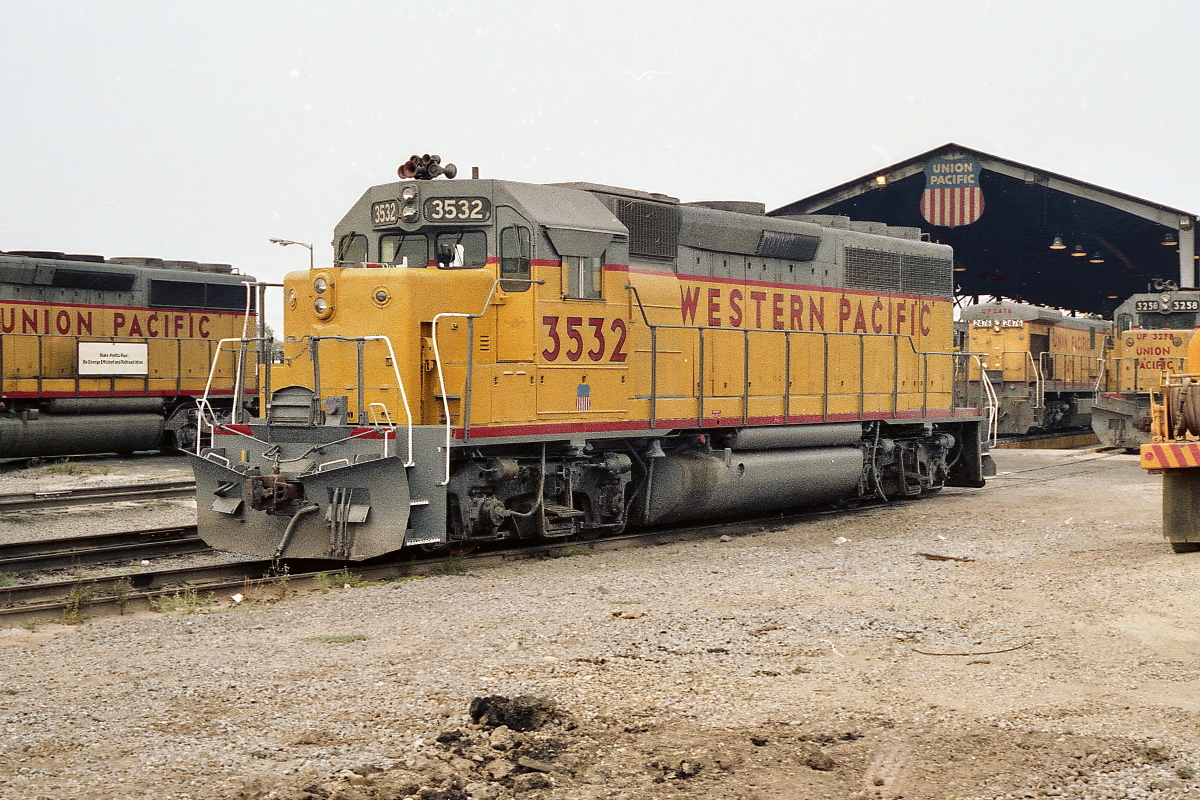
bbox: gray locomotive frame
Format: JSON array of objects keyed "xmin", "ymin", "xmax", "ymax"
[{"xmin": 190, "ymin": 176, "xmax": 989, "ymax": 561}]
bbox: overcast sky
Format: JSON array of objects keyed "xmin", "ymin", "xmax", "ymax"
[{"xmin": 2, "ymin": 0, "xmax": 1197, "ymax": 306}]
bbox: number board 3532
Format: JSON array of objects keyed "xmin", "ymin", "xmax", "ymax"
[{"xmin": 424, "ymin": 197, "xmax": 491, "ymax": 222}]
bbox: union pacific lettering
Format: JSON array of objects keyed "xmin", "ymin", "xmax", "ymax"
[
  {"xmin": 679, "ymin": 284, "xmax": 936, "ymax": 337},
  {"xmin": 0, "ymin": 301, "xmax": 235, "ymax": 338}
]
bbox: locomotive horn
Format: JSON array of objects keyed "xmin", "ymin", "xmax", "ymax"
[
  {"xmin": 397, "ymin": 154, "xmax": 456, "ymax": 180},
  {"xmin": 427, "ymin": 161, "xmax": 458, "ymax": 179}
]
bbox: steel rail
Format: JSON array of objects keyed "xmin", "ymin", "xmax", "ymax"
[
  {"xmin": 0, "ymin": 526, "xmax": 206, "ymax": 572},
  {"xmin": 0, "ymin": 480, "xmax": 196, "ymax": 513},
  {"xmin": 0, "ymin": 558, "xmax": 286, "ymax": 612}
]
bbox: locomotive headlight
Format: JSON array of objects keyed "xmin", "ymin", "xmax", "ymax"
[
  {"xmin": 314, "ymin": 297, "xmax": 328, "ymax": 314},
  {"xmin": 400, "ymin": 203, "xmax": 419, "ymax": 222},
  {"xmin": 401, "ymin": 185, "xmax": 417, "ymax": 201},
  {"xmin": 287, "ymin": 289, "xmax": 297, "ymax": 309},
  {"xmin": 314, "ymin": 277, "xmax": 328, "ymax": 294}
]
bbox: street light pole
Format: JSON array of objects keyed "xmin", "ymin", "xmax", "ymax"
[{"xmin": 269, "ymin": 238, "xmax": 314, "ymax": 270}]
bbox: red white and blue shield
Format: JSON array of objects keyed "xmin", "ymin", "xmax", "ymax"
[{"xmin": 921, "ymin": 156, "xmax": 985, "ymax": 228}]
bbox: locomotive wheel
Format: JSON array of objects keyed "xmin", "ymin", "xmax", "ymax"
[{"xmin": 1169, "ymin": 540, "xmax": 1200, "ymax": 553}]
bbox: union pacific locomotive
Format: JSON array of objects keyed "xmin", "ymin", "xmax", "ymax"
[
  {"xmin": 190, "ymin": 156, "xmax": 990, "ymax": 561},
  {"xmin": 1093, "ymin": 282, "xmax": 1200, "ymax": 449},
  {"xmin": 0, "ymin": 251, "xmax": 256, "ymax": 458},
  {"xmin": 959, "ymin": 301, "xmax": 1110, "ymax": 437}
]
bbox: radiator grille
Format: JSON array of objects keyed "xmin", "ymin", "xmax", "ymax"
[
  {"xmin": 900, "ymin": 254, "xmax": 954, "ymax": 296},
  {"xmin": 614, "ymin": 200, "xmax": 677, "ymax": 260},
  {"xmin": 845, "ymin": 248, "xmax": 901, "ymax": 292},
  {"xmin": 756, "ymin": 231, "xmax": 820, "ymax": 261},
  {"xmin": 844, "ymin": 247, "xmax": 952, "ymax": 296}
]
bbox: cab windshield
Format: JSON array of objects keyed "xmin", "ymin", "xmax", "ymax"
[
  {"xmin": 1138, "ymin": 312, "xmax": 1197, "ymax": 330},
  {"xmin": 380, "ymin": 233, "xmax": 429, "ymax": 268}
]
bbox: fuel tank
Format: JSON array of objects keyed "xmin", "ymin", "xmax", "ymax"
[
  {"xmin": 718, "ymin": 423, "xmax": 862, "ymax": 450},
  {"xmin": 0, "ymin": 413, "xmax": 164, "ymax": 458},
  {"xmin": 639, "ymin": 446, "xmax": 864, "ymax": 525}
]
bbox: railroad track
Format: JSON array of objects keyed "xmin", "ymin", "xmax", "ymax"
[
  {"xmin": 0, "ymin": 452, "xmax": 1117, "ymax": 624},
  {"xmin": 0, "ymin": 526, "xmax": 209, "ymax": 574},
  {"xmin": 0, "ymin": 498, "xmax": 925, "ymax": 623},
  {"xmin": 0, "ymin": 479, "xmax": 197, "ymax": 513}
]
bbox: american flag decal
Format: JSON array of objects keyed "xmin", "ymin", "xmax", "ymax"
[
  {"xmin": 575, "ymin": 383, "xmax": 591, "ymax": 412},
  {"xmin": 920, "ymin": 156, "xmax": 985, "ymax": 228}
]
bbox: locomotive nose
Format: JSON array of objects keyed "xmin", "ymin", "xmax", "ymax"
[{"xmin": 191, "ymin": 451, "xmax": 413, "ymax": 561}]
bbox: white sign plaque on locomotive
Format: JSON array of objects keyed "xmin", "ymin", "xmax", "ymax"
[{"xmin": 77, "ymin": 343, "xmax": 148, "ymax": 375}]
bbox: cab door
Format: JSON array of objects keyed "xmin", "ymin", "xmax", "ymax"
[{"xmin": 495, "ymin": 215, "xmax": 535, "ymax": 363}]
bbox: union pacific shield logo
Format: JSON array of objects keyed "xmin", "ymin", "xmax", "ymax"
[{"xmin": 920, "ymin": 156, "xmax": 985, "ymax": 227}]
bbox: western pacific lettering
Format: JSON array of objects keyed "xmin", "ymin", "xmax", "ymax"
[{"xmin": 679, "ymin": 285, "xmax": 933, "ymax": 336}]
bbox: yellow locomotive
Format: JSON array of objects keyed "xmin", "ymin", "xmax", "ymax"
[
  {"xmin": 190, "ymin": 156, "xmax": 990, "ymax": 560},
  {"xmin": 1095, "ymin": 283, "xmax": 1200, "ymax": 449},
  {"xmin": 959, "ymin": 301, "xmax": 1109, "ymax": 437},
  {"xmin": 0, "ymin": 251, "xmax": 256, "ymax": 458}
]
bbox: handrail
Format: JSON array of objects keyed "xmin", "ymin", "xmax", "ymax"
[
  {"xmin": 969, "ymin": 354, "xmax": 1000, "ymax": 444},
  {"xmin": 430, "ymin": 277, "xmax": 544, "ymax": 485},
  {"xmin": 426, "ymin": 280, "xmax": 979, "ymax": 483},
  {"xmin": 634, "ymin": 320, "xmax": 966, "ymax": 430},
  {"xmin": 624, "ymin": 284, "xmax": 652, "ymax": 326},
  {"xmin": 306, "ymin": 335, "xmax": 414, "ymax": 466},
  {"xmin": 198, "ymin": 337, "xmax": 270, "ymax": 453},
  {"xmin": 367, "ymin": 402, "xmax": 396, "ymax": 459},
  {"xmin": 196, "ymin": 334, "xmax": 414, "ymax": 466},
  {"xmin": 1026, "ymin": 351, "xmax": 1043, "ymax": 408}
]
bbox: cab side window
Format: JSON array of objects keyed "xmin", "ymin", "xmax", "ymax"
[
  {"xmin": 1117, "ymin": 313, "xmax": 1132, "ymax": 334},
  {"xmin": 434, "ymin": 230, "xmax": 487, "ymax": 269},
  {"xmin": 565, "ymin": 254, "xmax": 603, "ymax": 300},
  {"xmin": 337, "ymin": 234, "xmax": 368, "ymax": 265},
  {"xmin": 380, "ymin": 233, "xmax": 428, "ymax": 268},
  {"xmin": 500, "ymin": 226, "xmax": 532, "ymax": 291}
]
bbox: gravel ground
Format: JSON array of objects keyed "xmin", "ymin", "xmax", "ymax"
[
  {"xmin": 2, "ymin": 449, "xmax": 1199, "ymax": 800},
  {"xmin": 0, "ymin": 454, "xmax": 197, "ymax": 544}
]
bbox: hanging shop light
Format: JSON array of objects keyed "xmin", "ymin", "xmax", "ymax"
[
  {"xmin": 1089, "ymin": 252, "xmax": 1105, "ymax": 263},
  {"xmin": 1163, "ymin": 231, "xmax": 1178, "ymax": 246},
  {"xmin": 1049, "ymin": 235, "xmax": 1066, "ymax": 250},
  {"xmin": 1071, "ymin": 244, "xmax": 1087, "ymax": 257}
]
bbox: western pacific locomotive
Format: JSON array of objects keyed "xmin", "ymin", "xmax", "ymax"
[
  {"xmin": 0, "ymin": 250, "xmax": 256, "ymax": 458},
  {"xmin": 190, "ymin": 156, "xmax": 991, "ymax": 561}
]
